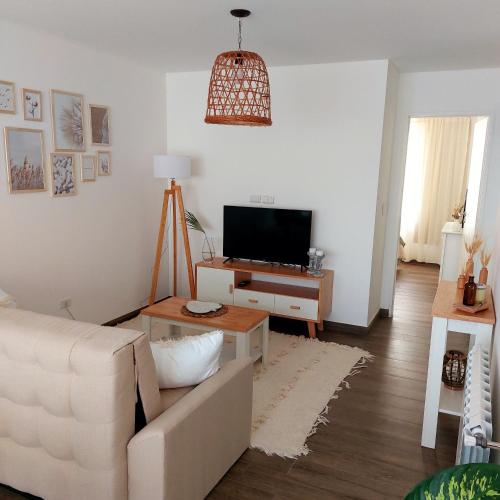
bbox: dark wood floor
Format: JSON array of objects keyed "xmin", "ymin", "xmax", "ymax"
[
  {"xmin": 208, "ymin": 262, "xmax": 458, "ymax": 500},
  {"xmin": 0, "ymin": 263, "xmax": 458, "ymax": 500}
]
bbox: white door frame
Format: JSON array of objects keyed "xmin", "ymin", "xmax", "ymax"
[{"xmin": 387, "ymin": 110, "xmax": 494, "ymax": 316}]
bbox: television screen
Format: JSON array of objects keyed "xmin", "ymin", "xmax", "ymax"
[{"xmin": 223, "ymin": 206, "xmax": 312, "ymax": 266}]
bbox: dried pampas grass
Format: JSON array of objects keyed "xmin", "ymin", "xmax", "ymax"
[
  {"xmin": 481, "ymin": 250, "xmax": 492, "ymax": 267},
  {"xmin": 465, "ymin": 234, "xmax": 483, "ymax": 257}
]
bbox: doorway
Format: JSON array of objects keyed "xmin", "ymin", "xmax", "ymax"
[{"xmin": 394, "ymin": 115, "xmax": 489, "ymax": 320}]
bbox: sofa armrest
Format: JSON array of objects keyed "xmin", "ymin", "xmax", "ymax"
[{"xmin": 127, "ymin": 357, "xmax": 253, "ymax": 500}]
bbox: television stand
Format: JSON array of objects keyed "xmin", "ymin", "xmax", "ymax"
[{"xmin": 195, "ymin": 257, "xmax": 334, "ymax": 338}]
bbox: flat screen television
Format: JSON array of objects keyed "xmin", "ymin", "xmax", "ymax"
[{"xmin": 223, "ymin": 206, "xmax": 312, "ymax": 266}]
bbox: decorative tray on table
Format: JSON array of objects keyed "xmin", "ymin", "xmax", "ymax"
[
  {"xmin": 181, "ymin": 300, "xmax": 228, "ymax": 318},
  {"xmin": 452, "ymin": 300, "xmax": 489, "ymax": 315}
]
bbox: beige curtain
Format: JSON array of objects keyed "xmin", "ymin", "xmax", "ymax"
[{"xmin": 400, "ymin": 117, "xmax": 472, "ymax": 263}]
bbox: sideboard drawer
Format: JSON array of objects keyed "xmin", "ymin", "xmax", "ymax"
[
  {"xmin": 234, "ymin": 288, "xmax": 275, "ymax": 312},
  {"xmin": 275, "ymin": 295, "xmax": 318, "ymax": 321}
]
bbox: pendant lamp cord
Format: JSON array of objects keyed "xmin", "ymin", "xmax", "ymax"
[{"xmin": 238, "ymin": 19, "xmax": 242, "ymax": 50}]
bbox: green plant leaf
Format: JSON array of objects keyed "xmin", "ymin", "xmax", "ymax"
[
  {"xmin": 184, "ymin": 210, "xmax": 206, "ymax": 234},
  {"xmin": 405, "ymin": 464, "xmax": 500, "ymax": 500}
]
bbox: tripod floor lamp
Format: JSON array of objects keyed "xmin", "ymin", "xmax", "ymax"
[{"xmin": 149, "ymin": 155, "xmax": 196, "ymax": 305}]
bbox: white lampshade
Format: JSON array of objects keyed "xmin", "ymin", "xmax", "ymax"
[{"xmin": 154, "ymin": 155, "xmax": 191, "ymax": 179}]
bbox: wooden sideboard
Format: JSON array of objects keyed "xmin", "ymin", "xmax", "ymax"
[{"xmin": 195, "ymin": 258, "xmax": 334, "ymax": 338}]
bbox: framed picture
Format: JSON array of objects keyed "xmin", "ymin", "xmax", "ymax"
[
  {"xmin": 89, "ymin": 104, "xmax": 111, "ymax": 146},
  {"xmin": 50, "ymin": 89, "xmax": 85, "ymax": 152},
  {"xmin": 4, "ymin": 127, "xmax": 46, "ymax": 193},
  {"xmin": 50, "ymin": 153, "xmax": 77, "ymax": 197},
  {"xmin": 0, "ymin": 81, "xmax": 16, "ymax": 114},
  {"xmin": 81, "ymin": 154, "xmax": 96, "ymax": 182},
  {"xmin": 22, "ymin": 89, "xmax": 42, "ymax": 121},
  {"xmin": 97, "ymin": 150, "xmax": 111, "ymax": 176}
]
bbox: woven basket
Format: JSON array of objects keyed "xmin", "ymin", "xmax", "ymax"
[
  {"xmin": 205, "ymin": 50, "xmax": 272, "ymax": 126},
  {"xmin": 442, "ymin": 350, "xmax": 467, "ymax": 390}
]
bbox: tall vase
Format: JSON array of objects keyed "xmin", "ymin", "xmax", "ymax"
[
  {"xmin": 465, "ymin": 256, "xmax": 474, "ymax": 277},
  {"xmin": 479, "ymin": 267, "xmax": 488, "ymax": 285},
  {"xmin": 202, "ymin": 235, "xmax": 215, "ymax": 262}
]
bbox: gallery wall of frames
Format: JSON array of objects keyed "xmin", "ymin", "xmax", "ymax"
[{"xmin": 0, "ymin": 80, "xmax": 111, "ymax": 197}]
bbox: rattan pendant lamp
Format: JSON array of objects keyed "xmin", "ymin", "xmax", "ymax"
[{"xmin": 205, "ymin": 9, "xmax": 272, "ymax": 126}]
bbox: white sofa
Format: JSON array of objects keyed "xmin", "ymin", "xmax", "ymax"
[{"xmin": 0, "ymin": 307, "xmax": 253, "ymax": 500}]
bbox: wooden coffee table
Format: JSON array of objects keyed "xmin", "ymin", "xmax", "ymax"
[{"xmin": 141, "ymin": 297, "xmax": 269, "ymax": 366}]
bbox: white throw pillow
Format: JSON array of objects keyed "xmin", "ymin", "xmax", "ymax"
[{"xmin": 150, "ymin": 330, "xmax": 223, "ymax": 389}]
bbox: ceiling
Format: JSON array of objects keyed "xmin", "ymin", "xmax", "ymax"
[{"xmin": 3, "ymin": 0, "xmax": 500, "ymax": 72}]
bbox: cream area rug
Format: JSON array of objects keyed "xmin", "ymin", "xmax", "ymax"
[{"xmin": 120, "ymin": 317, "xmax": 372, "ymax": 459}]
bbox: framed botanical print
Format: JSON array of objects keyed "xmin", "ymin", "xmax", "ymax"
[
  {"xmin": 22, "ymin": 89, "xmax": 42, "ymax": 121},
  {"xmin": 0, "ymin": 81, "xmax": 16, "ymax": 114},
  {"xmin": 97, "ymin": 150, "xmax": 111, "ymax": 176},
  {"xmin": 4, "ymin": 127, "xmax": 46, "ymax": 193},
  {"xmin": 50, "ymin": 153, "xmax": 77, "ymax": 197},
  {"xmin": 89, "ymin": 104, "xmax": 111, "ymax": 146},
  {"xmin": 50, "ymin": 89, "xmax": 85, "ymax": 152},
  {"xmin": 81, "ymin": 154, "xmax": 96, "ymax": 182}
]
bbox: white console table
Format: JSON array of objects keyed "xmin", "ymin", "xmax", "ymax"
[
  {"xmin": 440, "ymin": 222, "xmax": 464, "ymax": 281},
  {"xmin": 195, "ymin": 258, "xmax": 334, "ymax": 338},
  {"xmin": 421, "ymin": 281, "xmax": 495, "ymax": 449}
]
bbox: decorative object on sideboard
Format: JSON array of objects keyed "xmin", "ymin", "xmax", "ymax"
[
  {"xmin": 0, "ymin": 80, "xmax": 16, "ymax": 114},
  {"xmin": 80, "ymin": 154, "xmax": 97, "ymax": 182},
  {"xmin": 451, "ymin": 203, "xmax": 464, "ymax": 231},
  {"xmin": 479, "ymin": 250, "xmax": 491, "ymax": 285},
  {"xmin": 185, "ymin": 210, "xmax": 215, "ymax": 263},
  {"xmin": 50, "ymin": 89, "xmax": 86, "ymax": 152},
  {"xmin": 205, "ymin": 9, "xmax": 271, "ymax": 126},
  {"xmin": 457, "ymin": 262, "xmax": 467, "ymax": 289},
  {"xmin": 464, "ymin": 234, "xmax": 483, "ymax": 277},
  {"xmin": 22, "ymin": 88, "xmax": 42, "ymax": 121},
  {"xmin": 149, "ymin": 155, "xmax": 195, "ymax": 303},
  {"xmin": 442, "ymin": 350, "xmax": 466, "ymax": 390},
  {"xmin": 307, "ymin": 248, "xmax": 325, "ymax": 277},
  {"xmin": 463, "ymin": 276, "xmax": 477, "ymax": 306},
  {"xmin": 89, "ymin": 104, "xmax": 111, "ymax": 146},
  {"xmin": 475, "ymin": 284, "xmax": 487, "ymax": 305},
  {"xmin": 4, "ymin": 127, "xmax": 46, "ymax": 193},
  {"xmin": 50, "ymin": 153, "xmax": 77, "ymax": 197},
  {"xmin": 97, "ymin": 150, "xmax": 111, "ymax": 176}
]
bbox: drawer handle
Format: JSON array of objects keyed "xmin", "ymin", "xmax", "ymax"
[
  {"xmin": 290, "ymin": 305, "xmax": 301, "ymax": 310},
  {"xmin": 248, "ymin": 299, "xmax": 259, "ymax": 304},
  {"xmin": 229, "ymin": 284, "xmax": 234, "ymax": 294}
]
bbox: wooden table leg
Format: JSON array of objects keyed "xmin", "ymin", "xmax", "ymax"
[
  {"xmin": 307, "ymin": 321, "xmax": 316, "ymax": 339},
  {"xmin": 421, "ymin": 316, "xmax": 448, "ymax": 448},
  {"xmin": 262, "ymin": 317, "xmax": 269, "ymax": 367}
]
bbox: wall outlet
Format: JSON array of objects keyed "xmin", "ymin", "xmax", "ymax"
[
  {"xmin": 262, "ymin": 195, "xmax": 274, "ymax": 204},
  {"xmin": 249, "ymin": 194, "xmax": 261, "ymax": 203},
  {"xmin": 59, "ymin": 297, "xmax": 72, "ymax": 310}
]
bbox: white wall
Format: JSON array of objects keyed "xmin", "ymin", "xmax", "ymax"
[
  {"xmin": 381, "ymin": 68, "xmax": 500, "ymax": 312},
  {"xmin": 491, "ymin": 205, "xmax": 500, "ymax": 464},
  {"xmin": 166, "ymin": 60, "xmax": 391, "ymax": 326},
  {"xmin": 368, "ymin": 62, "xmax": 399, "ymax": 322},
  {"xmin": 0, "ymin": 20, "xmax": 167, "ymax": 324},
  {"xmin": 491, "ymin": 203, "xmax": 500, "ymax": 464}
]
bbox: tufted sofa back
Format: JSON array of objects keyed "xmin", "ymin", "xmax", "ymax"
[{"xmin": 0, "ymin": 307, "xmax": 160, "ymax": 500}]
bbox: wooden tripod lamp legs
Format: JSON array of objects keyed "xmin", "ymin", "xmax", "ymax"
[{"xmin": 149, "ymin": 184, "xmax": 196, "ymax": 305}]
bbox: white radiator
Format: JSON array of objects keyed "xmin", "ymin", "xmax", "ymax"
[{"xmin": 456, "ymin": 344, "xmax": 493, "ymax": 464}]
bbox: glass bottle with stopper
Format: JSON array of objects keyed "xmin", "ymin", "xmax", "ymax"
[{"xmin": 463, "ymin": 276, "xmax": 477, "ymax": 306}]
